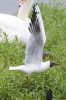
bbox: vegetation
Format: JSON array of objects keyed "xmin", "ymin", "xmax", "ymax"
[{"xmin": 0, "ymin": 1, "xmax": 66, "ymax": 100}]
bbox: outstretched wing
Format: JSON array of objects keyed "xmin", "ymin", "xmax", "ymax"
[
  {"xmin": 29, "ymin": 3, "xmax": 46, "ymax": 45},
  {"xmin": 24, "ymin": 4, "xmax": 45, "ymax": 65}
]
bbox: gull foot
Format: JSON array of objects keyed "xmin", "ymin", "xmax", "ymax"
[{"xmin": 42, "ymin": 53, "xmax": 50, "ymax": 59}]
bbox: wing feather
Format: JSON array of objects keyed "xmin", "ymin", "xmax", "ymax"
[{"xmin": 24, "ymin": 4, "xmax": 45, "ymax": 65}]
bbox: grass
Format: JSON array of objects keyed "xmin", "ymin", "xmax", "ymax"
[{"xmin": 0, "ymin": 1, "xmax": 66, "ymax": 100}]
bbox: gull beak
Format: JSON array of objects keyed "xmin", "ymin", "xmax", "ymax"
[{"xmin": 50, "ymin": 61, "xmax": 59, "ymax": 67}]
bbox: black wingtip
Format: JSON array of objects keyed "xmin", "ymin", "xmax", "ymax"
[
  {"xmin": 29, "ymin": 3, "xmax": 41, "ymax": 35},
  {"xmin": 46, "ymin": 90, "xmax": 52, "ymax": 100},
  {"xmin": 31, "ymin": 4, "xmax": 37, "ymax": 24},
  {"xmin": 29, "ymin": 3, "xmax": 38, "ymax": 33}
]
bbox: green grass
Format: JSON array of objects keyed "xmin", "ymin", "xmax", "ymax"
[{"xmin": 0, "ymin": 1, "xmax": 66, "ymax": 100}]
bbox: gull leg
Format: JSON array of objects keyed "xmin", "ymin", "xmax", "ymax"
[
  {"xmin": 26, "ymin": 75, "xmax": 29, "ymax": 88},
  {"xmin": 42, "ymin": 53, "xmax": 52, "ymax": 59}
]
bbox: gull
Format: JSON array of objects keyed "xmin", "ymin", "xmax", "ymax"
[{"xmin": 9, "ymin": 4, "xmax": 58, "ymax": 86}]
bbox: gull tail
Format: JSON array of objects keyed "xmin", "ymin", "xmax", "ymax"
[
  {"xmin": 9, "ymin": 65, "xmax": 24, "ymax": 71},
  {"xmin": 9, "ymin": 67, "xmax": 19, "ymax": 70},
  {"xmin": 9, "ymin": 65, "xmax": 25, "ymax": 71}
]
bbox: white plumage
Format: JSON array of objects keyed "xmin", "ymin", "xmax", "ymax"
[
  {"xmin": 9, "ymin": 4, "xmax": 58, "ymax": 87},
  {"xmin": 9, "ymin": 4, "xmax": 55, "ymax": 75}
]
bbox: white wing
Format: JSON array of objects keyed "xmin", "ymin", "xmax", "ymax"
[{"xmin": 24, "ymin": 4, "xmax": 45, "ymax": 65}]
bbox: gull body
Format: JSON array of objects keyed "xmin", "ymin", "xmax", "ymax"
[{"xmin": 9, "ymin": 61, "xmax": 50, "ymax": 75}]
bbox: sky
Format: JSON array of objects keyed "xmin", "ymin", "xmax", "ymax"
[{"xmin": 0, "ymin": 0, "xmax": 66, "ymax": 15}]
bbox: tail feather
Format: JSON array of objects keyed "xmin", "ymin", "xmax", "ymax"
[
  {"xmin": 9, "ymin": 67, "xmax": 18, "ymax": 70},
  {"xmin": 9, "ymin": 66, "xmax": 22, "ymax": 70},
  {"xmin": 9, "ymin": 65, "xmax": 25, "ymax": 71}
]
